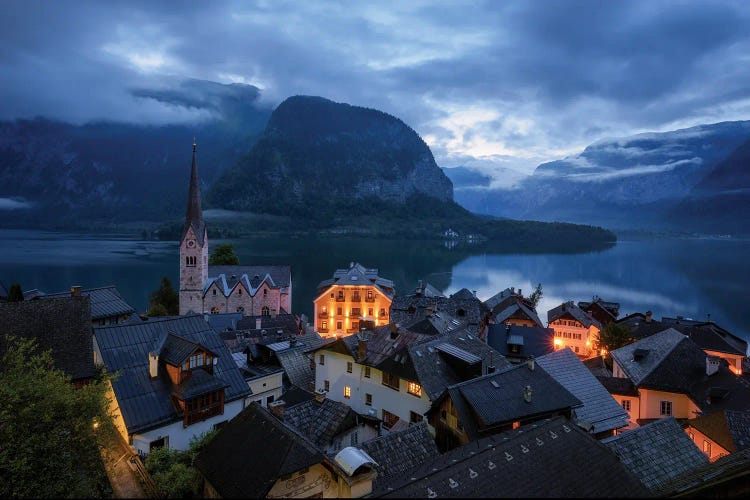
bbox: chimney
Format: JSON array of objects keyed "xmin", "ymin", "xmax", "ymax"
[
  {"xmin": 518, "ymin": 289, "xmax": 522, "ymax": 297},
  {"xmin": 390, "ymin": 323, "xmax": 399, "ymax": 340},
  {"xmin": 350, "ymin": 261, "xmax": 355, "ymax": 268},
  {"xmin": 289, "ymin": 337, "xmax": 297, "ymax": 348},
  {"xmin": 523, "ymin": 385, "xmax": 532, "ymax": 403},
  {"xmin": 645, "ymin": 311, "xmax": 652, "ymax": 323},
  {"xmin": 706, "ymin": 313, "xmax": 711, "ymax": 322},
  {"xmin": 505, "ymin": 324, "xmax": 511, "ymax": 337},
  {"xmin": 315, "ymin": 388, "xmax": 326, "ymax": 403},
  {"xmin": 417, "ymin": 280, "xmax": 424, "ymax": 294},
  {"xmin": 487, "ymin": 352, "xmax": 496, "ymax": 374},
  {"xmin": 511, "ymin": 287, "xmax": 515, "ymax": 294},
  {"xmin": 269, "ymin": 400, "xmax": 286, "ymax": 420},
  {"xmin": 706, "ymin": 357, "xmax": 720, "ymax": 376},
  {"xmin": 527, "ymin": 355, "xmax": 535, "ymax": 371},
  {"xmin": 472, "ymin": 290, "xmax": 477, "ymax": 297},
  {"xmin": 256, "ymin": 317, "xmax": 262, "ymax": 330},
  {"xmin": 70, "ymin": 285, "xmax": 82, "ymax": 297},
  {"xmin": 357, "ymin": 332, "xmax": 368, "ymax": 361},
  {"xmin": 148, "ymin": 352, "xmax": 159, "ymax": 379}
]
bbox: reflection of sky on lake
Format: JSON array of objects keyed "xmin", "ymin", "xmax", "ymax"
[{"xmin": 1, "ymin": 229, "xmax": 748, "ymax": 345}]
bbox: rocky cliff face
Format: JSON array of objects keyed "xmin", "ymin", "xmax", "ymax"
[{"xmin": 208, "ymin": 96, "xmax": 453, "ymax": 215}]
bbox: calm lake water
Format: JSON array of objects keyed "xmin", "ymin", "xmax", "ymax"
[{"xmin": 1, "ymin": 229, "xmax": 748, "ymax": 346}]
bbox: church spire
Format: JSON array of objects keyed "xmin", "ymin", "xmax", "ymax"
[{"xmin": 183, "ymin": 140, "xmax": 206, "ymax": 245}]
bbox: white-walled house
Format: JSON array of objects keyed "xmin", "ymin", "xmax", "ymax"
[
  {"xmin": 547, "ymin": 301, "xmax": 602, "ymax": 358},
  {"xmin": 313, "ymin": 317, "xmax": 509, "ymax": 431},
  {"xmin": 94, "ymin": 315, "xmax": 251, "ymax": 456},
  {"xmin": 607, "ymin": 328, "xmax": 750, "ymax": 425}
]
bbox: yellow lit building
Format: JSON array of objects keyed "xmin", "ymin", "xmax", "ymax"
[{"xmin": 314, "ymin": 262, "xmax": 395, "ymax": 338}]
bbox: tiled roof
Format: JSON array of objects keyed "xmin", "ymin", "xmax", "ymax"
[
  {"xmin": 486, "ymin": 324, "xmax": 555, "ymax": 360},
  {"xmin": 688, "ymin": 409, "xmax": 750, "ymax": 453},
  {"xmin": 283, "ymin": 398, "xmax": 357, "ymax": 448},
  {"xmin": 610, "ymin": 328, "xmax": 688, "ymax": 387},
  {"xmin": 205, "ymin": 313, "xmax": 243, "ymax": 334},
  {"xmin": 209, "ymin": 265, "xmax": 291, "ymax": 289},
  {"xmin": 449, "ymin": 288, "xmax": 476, "ymax": 300},
  {"xmin": 361, "ymin": 422, "xmax": 439, "ymax": 489},
  {"xmin": 316, "ymin": 262, "xmax": 395, "ymax": 295},
  {"xmin": 39, "ymin": 285, "xmax": 135, "ymax": 320},
  {"xmin": 583, "ymin": 356, "xmax": 612, "ymax": 377},
  {"xmin": 94, "ymin": 315, "xmax": 250, "ymax": 434},
  {"xmin": 596, "ymin": 376, "xmax": 639, "ymax": 397},
  {"xmin": 275, "ymin": 346, "xmax": 317, "ymax": 391},
  {"xmin": 440, "ymin": 363, "xmax": 582, "ymax": 440},
  {"xmin": 195, "ymin": 403, "xmax": 323, "ymax": 498},
  {"xmin": 409, "ymin": 331, "xmax": 511, "ymax": 401},
  {"xmin": 547, "ymin": 301, "xmax": 602, "ymax": 329},
  {"xmin": 482, "ymin": 287, "xmax": 516, "ymax": 311},
  {"xmin": 172, "ymin": 368, "xmax": 229, "ymax": 400},
  {"xmin": 159, "ymin": 333, "xmax": 215, "ymax": 366},
  {"xmin": 603, "ymin": 418, "xmax": 708, "ymax": 491},
  {"xmin": 0, "ymin": 296, "xmax": 96, "ymax": 381},
  {"xmin": 278, "ymin": 386, "xmax": 317, "ymax": 407},
  {"xmin": 657, "ymin": 446, "xmax": 750, "ymax": 496},
  {"xmin": 390, "ymin": 294, "xmax": 490, "ymax": 335},
  {"xmin": 377, "ymin": 417, "xmax": 648, "ymax": 498},
  {"xmin": 537, "ymin": 348, "xmax": 629, "ymax": 434}
]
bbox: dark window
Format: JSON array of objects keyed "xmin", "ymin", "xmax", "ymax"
[
  {"xmin": 622, "ymin": 400, "xmax": 631, "ymax": 411},
  {"xmin": 456, "ymin": 308, "xmax": 466, "ymax": 317},
  {"xmin": 324, "ymin": 380, "xmax": 330, "ymax": 392},
  {"xmin": 410, "ymin": 411, "xmax": 424, "ymax": 424},
  {"xmin": 382, "ymin": 372, "xmax": 400, "ymax": 391},
  {"xmin": 368, "ymin": 308, "xmax": 374, "ymax": 317},
  {"xmin": 319, "ymin": 354, "xmax": 325, "ymax": 365},
  {"xmin": 337, "ymin": 321, "xmax": 342, "ymax": 330},
  {"xmin": 382, "ymin": 409, "xmax": 399, "ymax": 429},
  {"xmin": 184, "ymin": 390, "xmax": 224, "ymax": 427},
  {"xmin": 212, "ymin": 289, "xmax": 217, "ymax": 296},
  {"xmin": 262, "ymin": 306, "xmax": 270, "ymax": 316},
  {"xmin": 238, "ymin": 289, "xmax": 242, "ymax": 296},
  {"xmin": 347, "ymin": 361, "xmax": 353, "ymax": 373},
  {"xmin": 337, "ymin": 307, "xmax": 343, "ymax": 315},
  {"xmin": 267, "ymin": 395, "xmax": 274, "ymax": 404},
  {"xmin": 351, "ymin": 308, "xmax": 361, "ymax": 316},
  {"xmin": 364, "ymin": 366, "xmax": 371, "ymax": 378},
  {"xmin": 352, "ymin": 321, "xmax": 359, "ymax": 331},
  {"xmin": 367, "ymin": 290, "xmax": 373, "ymax": 300},
  {"xmin": 660, "ymin": 401, "xmax": 672, "ymax": 416},
  {"xmin": 149, "ymin": 437, "xmax": 167, "ymax": 452},
  {"xmin": 365, "ymin": 393, "xmax": 372, "ymax": 406}
]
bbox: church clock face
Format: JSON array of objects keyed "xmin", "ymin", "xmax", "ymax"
[{"xmin": 187, "ymin": 239, "xmax": 196, "ymax": 248}]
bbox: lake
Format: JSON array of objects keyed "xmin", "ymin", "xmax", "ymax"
[{"xmin": 1, "ymin": 229, "xmax": 748, "ymax": 347}]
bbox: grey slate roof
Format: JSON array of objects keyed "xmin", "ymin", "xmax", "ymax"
[
  {"xmin": 205, "ymin": 313, "xmax": 243, "ymax": 334},
  {"xmin": 390, "ymin": 293, "xmax": 490, "ymax": 336},
  {"xmin": 377, "ymin": 417, "xmax": 648, "ymax": 498},
  {"xmin": 610, "ymin": 328, "xmax": 750, "ymax": 413},
  {"xmin": 493, "ymin": 300, "xmax": 544, "ymax": 328},
  {"xmin": 547, "ymin": 301, "xmax": 602, "ymax": 329},
  {"xmin": 361, "ymin": 422, "xmax": 439, "ymax": 489},
  {"xmin": 657, "ymin": 446, "xmax": 750, "ymax": 496},
  {"xmin": 537, "ymin": 348, "xmax": 629, "ymax": 434},
  {"xmin": 283, "ymin": 398, "xmax": 357, "ymax": 449},
  {"xmin": 94, "ymin": 315, "xmax": 250, "ymax": 434},
  {"xmin": 159, "ymin": 333, "xmax": 216, "ymax": 366},
  {"xmin": 602, "ymin": 417, "xmax": 709, "ymax": 491},
  {"xmin": 583, "ymin": 355, "xmax": 613, "ymax": 377},
  {"xmin": 195, "ymin": 403, "xmax": 323, "ymax": 498},
  {"xmin": 438, "ymin": 362, "xmax": 582, "ymax": 440},
  {"xmin": 596, "ymin": 376, "xmax": 639, "ymax": 397},
  {"xmin": 172, "ymin": 368, "xmax": 229, "ymax": 400},
  {"xmin": 39, "ymin": 285, "xmax": 135, "ymax": 321},
  {"xmin": 688, "ymin": 409, "xmax": 750, "ymax": 453},
  {"xmin": 486, "ymin": 324, "xmax": 555, "ymax": 361},
  {"xmin": 0, "ymin": 296, "xmax": 96, "ymax": 381},
  {"xmin": 316, "ymin": 262, "xmax": 394, "ymax": 296},
  {"xmin": 206, "ymin": 265, "xmax": 291, "ymax": 296}
]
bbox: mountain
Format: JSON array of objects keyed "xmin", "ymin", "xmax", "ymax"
[
  {"xmin": 208, "ymin": 95, "xmax": 453, "ymax": 216},
  {"xmin": 442, "ymin": 165, "xmax": 526, "ymax": 216},
  {"xmin": 0, "ymin": 80, "xmax": 271, "ymax": 227},
  {"xmin": 460, "ymin": 121, "xmax": 750, "ymax": 233},
  {"xmin": 205, "ymin": 95, "xmax": 614, "ymax": 247}
]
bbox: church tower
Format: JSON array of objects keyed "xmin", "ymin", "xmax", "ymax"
[{"xmin": 179, "ymin": 141, "xmax": 209, "ymax": 315}]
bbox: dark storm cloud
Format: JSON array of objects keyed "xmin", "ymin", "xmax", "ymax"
[{"xmin": 2, "ymin": 0, "xmax": 750, "ymax": 176}]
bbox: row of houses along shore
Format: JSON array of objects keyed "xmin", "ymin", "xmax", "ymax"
[{"xmin": 2, "ymin": 144, "xmax": 750, "ymax": 498}]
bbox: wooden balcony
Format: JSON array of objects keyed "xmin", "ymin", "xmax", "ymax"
[
  {"xmin": 184, "ymin": 401, "xmax": 223, "ymax": 427},
  {"xmin": 351, "ymin": 295, "xmax": 362, "ymax": 302},
  {"xmin": 336, "ymin": 296, "xmax": 346, "ymax": 302},
  {"xmin": 318, "ymin": 328, "xmax": 329, "ymax": 333},
  {"xmin": 365, "ymin": 296, "xmax": 375, "ymax": 302},
  {"xmin": 318, "ymin": 311, "xmax": 328, "ymax": 318}
]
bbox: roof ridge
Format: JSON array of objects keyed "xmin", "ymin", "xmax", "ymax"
[{"xmin": 637, "ymin": 332, "xmax": 690, "ymax": 382}]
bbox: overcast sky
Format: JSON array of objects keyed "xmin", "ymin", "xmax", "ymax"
[{"xmin": 3, "ymin": 0, "xmax": 750, "ymax": 177}]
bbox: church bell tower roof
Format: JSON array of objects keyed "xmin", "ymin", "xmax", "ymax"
[{"xmin": 183, "ymin": 140, "xmax": 206, "ymax": 245}]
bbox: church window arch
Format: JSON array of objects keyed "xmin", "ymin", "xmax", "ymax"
[
  {"xmin": 263, "ymin": 288, "xmax": 268, "ymax": 297},
  {"xmin": 210, "ymin": 307, "xmax": 220, "ymax": 314},
  {"xmin": 212, "ymin": 289, "xmax": 217, "ymax": 296},
  {"xmin": 262, "ymin": 306, "xmax": 270, "ymax": 316}
]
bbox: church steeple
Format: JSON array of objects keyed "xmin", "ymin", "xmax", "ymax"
[{"xmin": 183, "ymin": 140, "xmax": 206, "ymax": 245}]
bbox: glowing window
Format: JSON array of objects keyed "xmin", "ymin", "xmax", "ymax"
[
  {"xmin": 407, "ymin": 382, "xmax": 422, "ymax": 397},
  {"xmin": 344, "ymin": 386, "xmax": 351, "ymax": 399}
]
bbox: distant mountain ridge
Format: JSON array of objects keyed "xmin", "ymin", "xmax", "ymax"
[
  {"xmin": 453, "ymin": 120, "xmax": 750, "ymax": 234},
  {"xmin": 0, "ymin": 79, "xmax": 272, "ymax": 227}
]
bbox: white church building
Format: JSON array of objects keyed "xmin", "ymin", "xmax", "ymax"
[{"xmin": 178, "ymin": 143, "xmax": 292, "ymax": 316}]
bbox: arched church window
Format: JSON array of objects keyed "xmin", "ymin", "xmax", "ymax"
[
  {"xmin": 211, "ymin": 307, "xmax": 220, "ymax": 314},
  {"xmin": 263, "ymin": 289, "xmax": 267, "ymax": 297},
  {"xmin": 238, "ymin": 289, "xmax": 242, "ymax": 296},
  {"xmin": 237, "ymin": 306, "xmax": 244, "ymax": 312},
  {"xmin": 262, "ymin": 306, "xmax": 270, "ymax": 316},
  {"xmin": 212, "ymin": 289, "xmax": 217, "ymax": 296}
]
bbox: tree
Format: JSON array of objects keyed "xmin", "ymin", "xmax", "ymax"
[
  {"xmin": 209, "ymin": 244, "xmax": 240, "ymax": 265},
  {"xmin": 145, "ymin": 429, "xmax": 217, "ymax": 498},
  {"xmin": 7, "ymin": 283, "xmax": 23, "ymax": 302},
  {"xmin": 597, "ymin": 321, "xmax": 632, "ymax": 354},
  {"xmin": 148, "ymin": 276, "xmax": 178, "ymax": 316},
  {"xmin": 527, "ymin": 283, "xmax": 543, "ymax": 308},
  {"xmin": 0, "ymin": 336, "xmax": 112, "ymax": 498}
]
